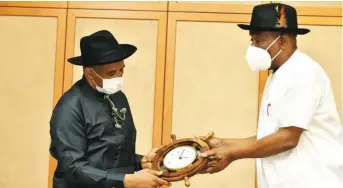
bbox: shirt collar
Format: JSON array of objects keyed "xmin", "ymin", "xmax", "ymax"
[{"xmin": 273, "ymin": 49, "xmax": 300, "ymax": 74}]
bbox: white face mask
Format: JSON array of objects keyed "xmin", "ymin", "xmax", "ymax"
[
  {"xmin": 91, "ymin": 68, "xmax": 123, "ymax": 95},
  {"xmin": 245, "ymin": 36, "xmax": 282, "ymax": 71}
]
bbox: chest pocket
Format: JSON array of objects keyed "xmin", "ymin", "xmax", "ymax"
[{"xmin": 260, "ymin": 97, "xmax": 281, "ymax": 136}]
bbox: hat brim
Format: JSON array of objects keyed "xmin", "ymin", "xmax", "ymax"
[
  {"xmin": 68, "ymin": 44, "xmax": 137, "ymax": 66},
  {"xmin": 237, "ymin": 24, "xmax": 310, "ymax": 35}
]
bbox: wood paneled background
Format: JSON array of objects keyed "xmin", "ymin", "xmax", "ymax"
[{"xmin": 0, "ymin": 1, "xmax": 341, "ymax": 188}]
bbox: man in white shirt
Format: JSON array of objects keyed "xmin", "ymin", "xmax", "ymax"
[{"xmin": 199, "ymin": 3, "xmax": 343, "ymax": 188}]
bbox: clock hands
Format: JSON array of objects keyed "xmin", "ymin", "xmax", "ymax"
[{"xmin": 179, "ymin": 149, "xmax": 185, "ymax": 159}]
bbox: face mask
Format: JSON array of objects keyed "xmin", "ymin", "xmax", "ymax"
[
  {"xmin": 245, "ymin": 36, "xmax": 282, "ymax": 71},
  {"xmin": 91, "ymin": 68, "xmax": 123, "ymax": 95}
]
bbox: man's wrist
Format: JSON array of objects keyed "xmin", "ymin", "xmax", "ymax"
[
  {"xmin": 224, "ymin": 137, "xmax": 257, "ymax": 161},
  {"xmin": 123, "ymin": 174, "xmax": 133, "ymax": 188},
  {"xmin": 105, "ymin": 171, "xmax": 126, "ymax": 188},
  {"xmin": 135, "ymin": 154, "xmax": 144, "ymax": 171}
]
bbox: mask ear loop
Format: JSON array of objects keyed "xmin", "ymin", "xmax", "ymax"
[
  {"xmin": 91, "ymin": 68, "xmax": 104, "ymax": 79},
  {"xmin": 266, "ymin": 35, "xmax": 281, "ymax": 51},
  {"xmin": 266, "ymin": 35, "xmax": 282, "ymax": 61},
  {"xmin": 89, "ymin": 68, "xmax": 103, "ymax": 89},
  {"xmin": 271, "ymin": 49, "xmax": 283, "ymax": 61}
]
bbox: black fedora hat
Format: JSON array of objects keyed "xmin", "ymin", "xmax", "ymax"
[
  {"xmin": 238, "ymin": 3, "xmax": 310, "ymax": 35},
  {"xmin": 68, "ymin": 30, "xmax": 137, "ymax": 66}
]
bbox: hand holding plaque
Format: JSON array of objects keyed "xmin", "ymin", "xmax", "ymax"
[
  {"xmin": 141, "ymin": 148, "xmax": 160, "ymax": 170},
  {"xmin": 199, "ymin": 135, "xmax": 234, "ymax": 174},
  {"xmin": 143, "ymin": 132, "xmax": 214, "ymax": 187}
]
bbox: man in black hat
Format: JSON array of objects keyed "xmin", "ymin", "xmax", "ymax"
[
  {"xmin": 199, "ymin": 3, "xmax": 343, "ymax": 188},
  {"xmin": 49, "ymin": 30, "xmax": 170, "ymax": 188}
]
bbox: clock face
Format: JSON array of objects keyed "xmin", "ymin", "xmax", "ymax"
[{"xmin": 163, "ymin": 146, "xmax": 198, "ymax": 170}]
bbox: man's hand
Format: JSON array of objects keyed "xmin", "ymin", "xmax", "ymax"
[
  {"xmin": 199, "ymin": 136, "xmax": 234, "ymax": 174},
  {"xmin": 124, "ymin": 169, "xmax": 170, "ymax": 188},
  {"xmin": 141, "ymin": 148, "xmax": 159, "ymax": 169}
]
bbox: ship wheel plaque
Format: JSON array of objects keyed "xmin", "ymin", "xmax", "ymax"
[{"xmin": 145, "ymin": 132, "xmax": 214, "ymax": 187}]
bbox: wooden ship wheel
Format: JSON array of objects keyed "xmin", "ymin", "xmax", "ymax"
[{"xmin": 144, "ymin": 132, "xmax": 214, "ymax": 187}]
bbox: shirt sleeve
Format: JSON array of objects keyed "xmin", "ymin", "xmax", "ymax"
[
  {"xmin": 134, "ymin": 154, "xmax": 144, "ymax": 171},
  {"xmin": 49, "ymin": 99, "xmax": 125, "ymax": 187},
  {"xmin": 274, "ymin": 72, "xmax": 321, "ymax": 130}
]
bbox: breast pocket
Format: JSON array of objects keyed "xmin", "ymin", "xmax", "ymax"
[{"xmin": 264, "ymin": 100, "xmax": 280, "ymax": 134}]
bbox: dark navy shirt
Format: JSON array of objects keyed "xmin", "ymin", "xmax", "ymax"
[{"xmin": 50, "ymin": 76, "xmax": 143, "ymax": 188}]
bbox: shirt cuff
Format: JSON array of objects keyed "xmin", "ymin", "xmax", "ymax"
[
  {"xmin": 135, "ymin": 154, "xmax": 144, "ymax": 171},
  {"xmin": 106, "ymin": 172, "xmax": 125, "ymax": 187}
]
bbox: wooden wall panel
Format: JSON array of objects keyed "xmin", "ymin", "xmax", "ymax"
[
  {"xmin": 274, "ymin": 1, "xmax": 342, "ymax": 16},
  {"xmin": 68, "ymin": 1, "xmax": 167, "ymax": 11},
  {"xmin": 168, "ymin": 1, "xmax": 266, "ymax": 14},
  {"xmin": 0, "ymin": 1, "xmax": 67, "ymax": 8},
  {"xmin": 278, "ymin": 1, "xmax": 342, "ymax": 8},
  {"xmin": 168, "ymin": 1, "xmax": 342, "ymax": 16},
  {"xmin": 0, "ymin": 7, "xmax": 66, "ymax": 188},
  {"xmin": 163, "ymin": 12, "xmax": 263, "ymax": 188},
  {"xmin": 173, "ymin": 21, "xmax": 258, "ymax": 188}
]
